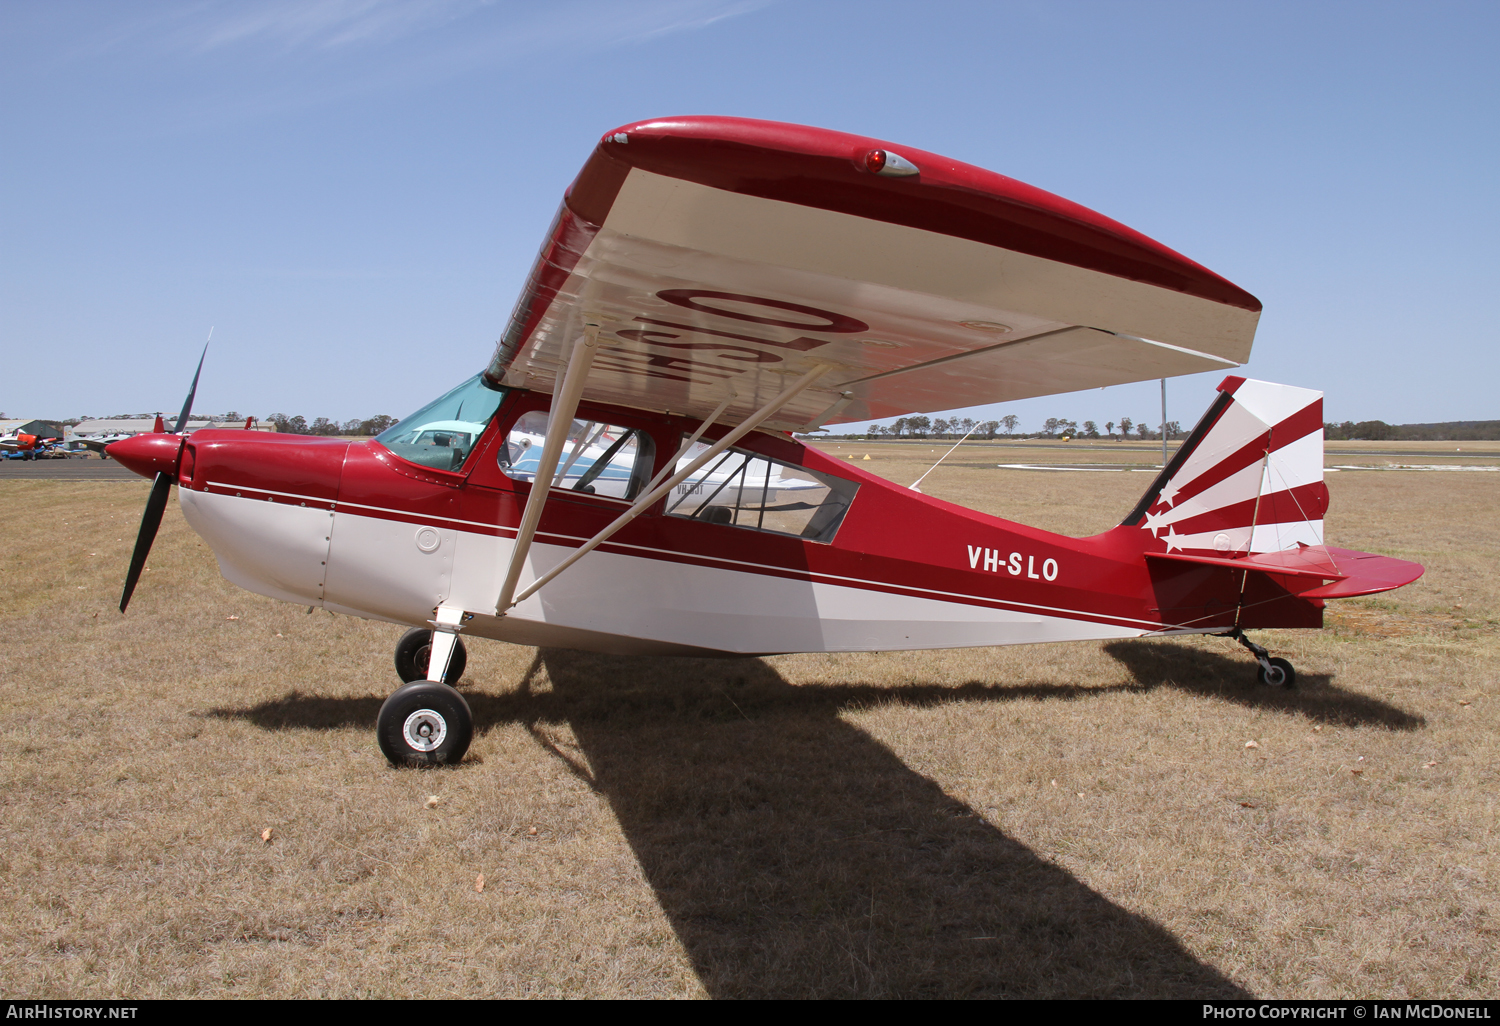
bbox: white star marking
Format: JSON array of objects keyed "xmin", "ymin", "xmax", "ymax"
[
  {"xmin": 1164, "ymin": 526, "xmax": 1184, "ymax": 553},
  {"xmin": 1143, "ymin": 509, "xmax": 1170, "ymax": 536},
  {"xmin": 1159, "ymin": 478, "xmax": 1182, "ymax": 507}
]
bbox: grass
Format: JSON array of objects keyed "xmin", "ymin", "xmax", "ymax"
[{"xmin": 0, "ymin": 455, "xmax": 1496, "ymax": 998}]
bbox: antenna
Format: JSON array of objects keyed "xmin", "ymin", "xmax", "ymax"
[
  {"xmin": 1161, "ymin": 377, "xmax": 1167, "ymax": 468},
  {"xmin": 910, "ymin": 426, "xmax": 978, "ymax": 493}
]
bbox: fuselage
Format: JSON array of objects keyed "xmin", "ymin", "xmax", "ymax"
[{"xmin": 142, "ymin": 384, "xmax": 1321, "ymax": 658}]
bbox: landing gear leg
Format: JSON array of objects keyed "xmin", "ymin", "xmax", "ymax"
[
  {"xmin": 1223, "ymin": 628, "xmax": 1296, "ymax": 688},
  {"xmin": 394, "ymin": 627, "xmax": 467, "ymax": 685}
]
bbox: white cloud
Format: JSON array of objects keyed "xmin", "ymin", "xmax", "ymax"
[
  {"xmin": 79, "ymin": 0, "xmax": 775, "ymax": 62},
  {"xmin": 182, "ymin": 0, "xmax": 483, "ymax": 54}
]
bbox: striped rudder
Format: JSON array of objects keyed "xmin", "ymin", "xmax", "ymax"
[{"xmin": 1124, "ymin": 377, "xmax": 1326, "ymax": 556}]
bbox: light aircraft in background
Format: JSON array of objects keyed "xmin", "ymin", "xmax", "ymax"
[
  {"xmin": 106, "ymin": 116, "xmax": 1424, "ymax": 767},
  {"xmin": 1, "ymin": 431, "xmax": 69, "ymax": 459}
]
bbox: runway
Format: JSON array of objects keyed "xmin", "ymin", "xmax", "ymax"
[{"xmin": 0, "ymin": 459, "xmax": 141, "ymax": 481}]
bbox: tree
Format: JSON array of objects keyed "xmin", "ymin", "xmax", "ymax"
[
  {"xmin": 1043, "ymin": 417, "xmax": 1060, "ymax": 437},
  {"xmin": 907, "ymin": 415, "xmax": 931, "ymax": 438},
  {"xmin": 358, "ymin": 415, "xmax": 397, "ymax": 435},
  {"xmin": 892, "ymin": 417, "xmax": 908, "ymax": 437},
  {"xmin": 959, "ymin": 417, "xmax": 976, "ymax": 437},
  {"xmin": 310, "ymin": 417, "xmax": 338, "ymax": 436},
  {"xmin": 1164, "ymin": 420, "xmax": 1182, "ymax": 440},
  {"xmin": 932, "ymin": 418, "xmax": 951, "ymax": 438},
  {"xmin": 1119, "ymin": 417, "xmax": 1132, "ymax": 439},
  {"xmin": 1083, "ymin": 420, "xmax": 1098, "ymax": 438},
  {"xmin": 1001, "ymin": 414, "xmax": 1019, "ymax": 436},
  {"xmin": 1105, "ymin": 420, "xmax": 1114, "ymax": 438},
  {"xmin": 1136, "ymin": 421, "xmax": 1149, "ymax": 439},
  {"xmin": 980, "ymin": 420, "xmax": 1000, "ymax": 439}
]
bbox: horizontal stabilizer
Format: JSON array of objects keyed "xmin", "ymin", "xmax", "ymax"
[
  {"xmin": 1145, "ymin": 546, "xmax": 1344, "ymax": 581},
  {"xmin": 1299, "ymin": 547, "xmax": 1425, "ymax": 599},
  {"xmin": 1145, "ymin": 545, "xmax": 1423, "ymax": 599}
]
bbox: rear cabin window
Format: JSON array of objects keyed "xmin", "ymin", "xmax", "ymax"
[
  {"xmin": 499, "ymin": 410, "xmax": 655, "ymax": 501},
  {"xmin": 665, "ymin": 439, "xmax": 857, "ymax": 543}
]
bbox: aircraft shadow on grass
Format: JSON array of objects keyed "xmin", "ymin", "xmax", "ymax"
[
  {"xmin": 200, "ymin": 635, "xmax": 1446, "ymax": 998},
  {"xmin": 1101, "ymin": 639, "xmax": 1425, "ymax": 731}
]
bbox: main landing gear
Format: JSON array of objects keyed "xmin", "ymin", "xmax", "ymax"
[
  {"xmin": 377, "ymin": 680, "xmax": 473, "ymax": 766},
  {"xmin": 1223, "ymin": 627, "xmax": 1297, "ymax": 688},
  {"xmin": 378, "ymin": 625, "xmax": 473, "ymax": 766}
]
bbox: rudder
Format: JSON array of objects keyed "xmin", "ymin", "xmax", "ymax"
[{"xmin": 1123, "ymin": 376, "xmax": 1326, "ymax": 557}]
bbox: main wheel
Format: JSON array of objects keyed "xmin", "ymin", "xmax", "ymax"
[
  {"xmin": 377, "ymin": 681, "xmax": 473, "ymax": 767},
  {"xmin": 394, "ymin": 628, "xmax": 467, "ymax": 685},
  {"xmin": 1256, "ymin": 657, "xmax": 1296, "ymax": 688}
]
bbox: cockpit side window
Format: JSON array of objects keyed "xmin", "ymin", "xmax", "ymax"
[
  {"xmin": 499, "ymin": 410, "xmax": 656, "ymax": 501},
  {"xmin": 375, "ymin": 374, "xmax": 507, "ymax": 473}
]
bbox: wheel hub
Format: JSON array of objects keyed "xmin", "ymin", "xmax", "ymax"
[{"xmin": 402, "ymin": 709, "xmax": 448, "ymax": 751}]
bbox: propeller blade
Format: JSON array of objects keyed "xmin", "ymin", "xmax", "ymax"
[
  {"xmin": 119, "ymin": 472, "xmax": 174, "ymax": 613},
  {"xmin": 172, "ymin": 336, "xmax": 211, "ymax": 434}
]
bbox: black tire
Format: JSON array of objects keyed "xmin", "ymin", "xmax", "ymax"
[
  {"xmin": 394, "ymin": 628, "xmax": 467, "ymax": 685},
  {"xmin": 377, "ymin": 681, "xmax": 473, "ymax": 767},
  {"xmin": 1257, "ymin": 657, "xmax": 1296, "ymax": 688}
]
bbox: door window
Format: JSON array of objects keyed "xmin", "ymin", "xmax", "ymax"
[{"xmin": 499, "ymin": 410, "xmax": 655, "ymax": 501}]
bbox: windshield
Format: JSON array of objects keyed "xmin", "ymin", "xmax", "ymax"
[{"xmin": 376, "ymin": 374, "xmax": 507, "ymax": 472}]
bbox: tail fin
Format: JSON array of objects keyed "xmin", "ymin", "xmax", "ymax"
[{"xmin": 1123, "ymin": 376, "xmax": 1326, "ymax": 556}]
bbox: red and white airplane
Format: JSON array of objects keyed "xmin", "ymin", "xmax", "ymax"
[{"xmin": 106, "ymin": 117, "xmax": 1424, "ymax": 767}]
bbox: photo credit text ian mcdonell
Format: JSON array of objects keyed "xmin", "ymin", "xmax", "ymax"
[{"xmin": 1201, "ymin": 1005, "xmax": 1494, "ymax": 1021}]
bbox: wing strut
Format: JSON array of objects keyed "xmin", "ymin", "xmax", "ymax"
[
  {"xmin": 637, "ymin": 388, "xmax": 738, "ymax": 497},
  {"xmin": 494, "ymin": 326, "xmax": 601, "ymax": 615},
  {"xmin": 506, "ymin": 364, "xmax": 830, "ymax": 610}
]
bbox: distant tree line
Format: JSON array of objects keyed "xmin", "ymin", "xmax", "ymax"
[
  {"xmin": 46, "ymin": 412, "xmax": 396, "ymax": 437},
  {"xmin": 810, "ymin": 415, "xmax": 1499, "ymax": 444},
  {"xmin": 265, "ymin": 414, "xmax": 398, "ymax": 436},
  {"xmin": 839, "ymin": 414, "xmax": 1186, "ymax": 442},
  {"xmin": 1325, "ymin": 420, "xmax": 1500, "ymax": 441}
]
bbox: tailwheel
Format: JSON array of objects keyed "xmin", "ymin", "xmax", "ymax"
[
  {"xmin": 1257, "ymin": 657, "xmax": 1296, "ymax": 689},
  {"xmin": 1224, "ymin": 628, "xmax": 1296, "ymax": 689},
  {"xmin": 377, "ymin": 680, "xmax": 473, "ymax": 767},
  {"xmin": 395, "ymin": 627, "xmax": 467, "ymax": 685}
]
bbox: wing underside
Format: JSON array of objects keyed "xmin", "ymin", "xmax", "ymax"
[{"xmin": 486, "ymin": 117, "xmax": 1261, "ymax": 432}]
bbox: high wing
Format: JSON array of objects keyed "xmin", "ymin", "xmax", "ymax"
[{"xmin": 484, "ymin": 116, "xmax": 1261, "ymax": 431}]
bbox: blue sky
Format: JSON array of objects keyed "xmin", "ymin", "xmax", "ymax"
[{"xmin": 3, "ymin": 1, "xmax": 1496, "ymax": 432}]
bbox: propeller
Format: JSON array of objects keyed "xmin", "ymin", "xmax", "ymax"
[{"xmin": 118, "ymin": 336, "xmax": 211, "ymax": 613}]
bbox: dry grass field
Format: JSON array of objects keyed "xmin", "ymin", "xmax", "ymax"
[{"xmin": 1, "ymin": 443, "xmax": 1496, "ymax": 998}]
